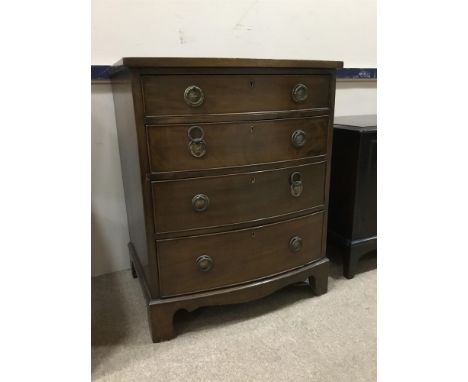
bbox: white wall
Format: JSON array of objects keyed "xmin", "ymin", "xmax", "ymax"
[
  {"xmin": 91, "ymin": 84, "xmax": 130, "ymax": 276},
  {"xmin": 335, "ymin": 81, "xmax": 377, "ymax": 117},
  {"xmin": 92, "ymin": 0, "xmax": 376, "ymax": 67},
  {"xmin": 91, "ymin": 0, "xmax": 376, "ymax": 276}
]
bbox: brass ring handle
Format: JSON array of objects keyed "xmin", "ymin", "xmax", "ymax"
[
  {"xmin": 188, "ymin": 140, "xmax": 207, "ymax": 158},
  {"xmin": 187, "ymin": 125, "xmax": 205, "ymax": 141},
  {"xmin": 291, "ymin": 129, "xmax": 307, "ymax": 148},
  {"xmin": 196, "ymin": 255, "xmax": 213, "ymax": 272},
  {"xmin": 192, "ymin": 194, "xmax": 210, "ymax": 212},
  {"xmin": 291, "ymin": 83, "xmax": 309, "ymax": 103},
  {"xmin": 289, "ymin": 172, "xmax": 303, "ymax": 197},
  {"xmin": 184, "ymin": 85, "xmax": 205, "ymax": 107},
  {"xmin": 289, "ymin": 236, "xmax": 303, "ymax": 253},
  {"xmin": 187, "ymin": 126, "xmax": 207, "ymax": 158}
]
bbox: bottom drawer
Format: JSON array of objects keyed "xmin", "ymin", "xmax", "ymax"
[{"xmin": 157, "ymin": 212, "xmax": 324, "ymax": 297}]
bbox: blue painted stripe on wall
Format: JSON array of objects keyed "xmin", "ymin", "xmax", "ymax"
[
  {"xmin": 91, "ymin": 65, "xmax": 114, "ymax": 80},
  {"xmin": 337, "ymin": 68, "xmax": 377, "ymax": 79},
  {"xmin": 91, "ymin": 65, "xmax": 376, "ymax": 80}
]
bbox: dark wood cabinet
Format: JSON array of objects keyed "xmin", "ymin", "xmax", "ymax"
[
  {"xmin": 328, "ymin": 115, "xmax": 377, "ymax": 278},
  {"xmin": 111, "ymin": 57, "xmax": 342, "ymax": 342}
]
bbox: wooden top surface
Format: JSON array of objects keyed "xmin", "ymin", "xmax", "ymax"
[
  {"xmin": 334, "ymin": 115, "xmax": 377, "ymax": 132},
  {"xmin": 113, "ymin": 57, "xmax": 343, "ymax": 69}
]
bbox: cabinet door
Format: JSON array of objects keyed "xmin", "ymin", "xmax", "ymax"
[{"xmin": 352, "ymin": 132, "xmax": 377, "ymax": 240}]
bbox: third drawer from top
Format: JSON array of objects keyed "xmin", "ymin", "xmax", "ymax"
[{"xmin": 152, "ymin": 161, "xmax": 326, "ymax": 234}]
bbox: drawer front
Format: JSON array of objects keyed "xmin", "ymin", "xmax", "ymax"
[
  {"xmin": 141, "ymin": 75, "xmax": 330, "ymax": 116},
  {"xmin": 152, "ymin": 162, "xmax": 326, "ymax": 234},
  {"xmin": 157, "ymin": 213, "xmax": 324, "ymax": 297},
  {"xmin": 147, "ymin": 116, "xmax": 328, "ymax": 173}
]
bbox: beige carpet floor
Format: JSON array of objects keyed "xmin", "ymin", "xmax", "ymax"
[{"xmin": 92, "ymin": 254, "xmax": 376, "ymax": 382}]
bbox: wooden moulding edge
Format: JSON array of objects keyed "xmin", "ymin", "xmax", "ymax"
[{"xmin": 148, "ymin": 257, "xmax": 329, "ymax": 308}]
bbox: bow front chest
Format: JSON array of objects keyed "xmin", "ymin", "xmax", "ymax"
[{"xmin": 110, "ymin": 57, "xmax": 343, "ymax": 342}]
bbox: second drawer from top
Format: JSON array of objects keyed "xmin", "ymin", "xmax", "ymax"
[{"xmin": 147, "ymin": 115, "xmax": 329, "ymax": 173}]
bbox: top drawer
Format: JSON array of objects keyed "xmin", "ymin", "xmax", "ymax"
[{"xmin": 141, "ymin": 75, "xmax": 331, "ymax": 116}]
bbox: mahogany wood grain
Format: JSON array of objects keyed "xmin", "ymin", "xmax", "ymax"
[
  {"xmin": 144, "ymin": 108, "xmax": 329, "ymax": 126},
  {"xmin": 111, "ymin": 70, "xmax": 160, "ymax": 296},
  {"xmin": 147, "ymin": 115, "xmax": 328, "ymax": 173},
  {"xmin": 153, "ymin": 205, "xmax": 326, "ymax": 241},
  {"xmin": 152, "ymin": 162, "xmax": 326, "ymax": 234},
  {"xmin": 115, "ymin": 57, "xmax": 343, "ymax": 69},
  {"xmin": 141, "ymin": 74, "xmax": 330, "ymax": 116},
  {"xmin": 146, "ymin": 258, "xmax": 329, "ymax": 342},
  {"xmin": 110, "ymin": 57, "xmax": 341, "ymax": 342},
  {"xmin": 319, "ymin": 74, "xmax": 338, "ymax": 259},
  {"xmin": 149, "ymin": 155, "xmax": 326, "ymax": 182},
  {"xmin": 157, "ymin": 213, "xmax": 324, "ymax": 297}
]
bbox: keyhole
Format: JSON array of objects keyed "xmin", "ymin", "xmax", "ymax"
[
  {"xmin": 250, "ymin": 125, "xmax": 254, "ymax": 133},
  {"xmin": 251, "ymin": 231, "xmax": 256, "ymax": 238},
  {"xmin": 249, "ymin": 80, "xmax": 255, "ymax": 88},
  {"xmin": 250, "ymin": 177, "xmax": 256, "ymax": 184}
]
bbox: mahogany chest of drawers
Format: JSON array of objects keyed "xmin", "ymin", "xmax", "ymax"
[{"xmin": 110, "ymin": 57, "xmax": 343, "ymax": 342}]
